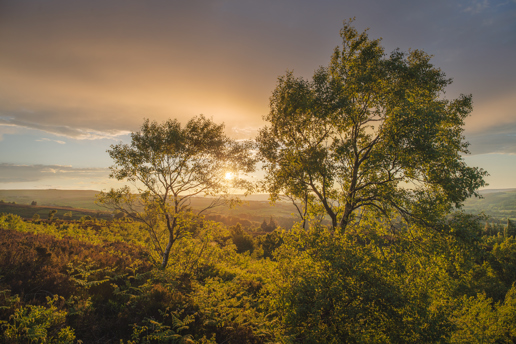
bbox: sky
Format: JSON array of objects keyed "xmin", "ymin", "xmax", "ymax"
[{"xmin": 0, "ymin": 0, "xmax": 515, "ymax": 191}]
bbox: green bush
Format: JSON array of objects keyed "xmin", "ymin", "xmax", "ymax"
[{"xmin": 2, "ymin": 295, "xmax": 76, "ymax": 344}]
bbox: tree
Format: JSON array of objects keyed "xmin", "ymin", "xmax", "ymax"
[
  {"xmin": 230, "ymin": 223, "xmax": 255, "ymax": 253},
  {"xmin": 506, "ymin": 219, "xmax": 515, "ymax": 237},
  {"xmin": 257, "ymin": 19, "xmax": 487, "ymax": 232},
  {"xmin": 260, "ymin": 219, "xmax": 268, "ymax": 232},
  {"xmin": 269, "ymin": 216, "xmax": 278, "ymax": 231},
  {"xmin": 98, "ymin": 115, "xmax": 256, "ymax": 268}
]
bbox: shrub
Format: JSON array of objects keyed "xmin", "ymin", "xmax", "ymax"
[{"xmin": 2, "ymin": 295, "xmax": 76, "ymax": 344}]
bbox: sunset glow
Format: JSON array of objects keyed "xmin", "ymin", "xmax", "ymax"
[{"xmin": 0, "ymin": 1, "xmax": 515, "ymax": 189}]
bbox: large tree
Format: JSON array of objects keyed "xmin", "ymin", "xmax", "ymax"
[
  {"xmin": 257, "ymin": 20, "xmax": 487, "ymax": 232},
  {"xmin": 98, "ymin": 115, "xmax": 255, "ymax": 268}
]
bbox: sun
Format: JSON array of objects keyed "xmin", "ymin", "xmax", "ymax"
[{"xmin": 225, "ymin": 172, "xmax": 234, "ymax": 180}]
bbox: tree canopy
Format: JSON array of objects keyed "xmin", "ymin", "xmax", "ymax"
[
  {"xmin": 257, "ymin": 20, "xmax": 487, "ymax": 232},
  {"xmin": 98, "ymin": 115, "xmax": 255, "ymax": 268}
]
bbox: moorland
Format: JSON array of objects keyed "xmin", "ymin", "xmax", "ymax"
[
  {"xmin": 1, "ymin": 188, "xmax": 516, "ymax": 343},
  {"xmin": 2, "ymin": 22, "xmax": 516, "ymax": 344}
]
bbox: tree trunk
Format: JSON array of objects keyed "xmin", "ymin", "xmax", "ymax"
[
  {"xmin": 339, "ymin": 202, "xmax": 354, "ymax": 232},
  {"xmin": 161, "ymin": 213, "xmax": 177, "ymax": 269},
  {"xmin": 161, "ymin": 233, "xmax": 174, "ymax": 269}
]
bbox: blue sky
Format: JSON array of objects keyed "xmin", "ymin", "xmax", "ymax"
[{"xmin": 0, "ymin": 0, "xmax": 515, "ymax": 190}]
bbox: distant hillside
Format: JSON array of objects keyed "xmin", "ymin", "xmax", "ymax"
[
  {"xmin": 0, "ymin": 201, "xmax": 112, "ymax": 221},
  {"xmin": 0, "ymin": 189, "xmax": 103, "ymax": 210},
  {"xmin": 463, "ymin": 188, "xmax": 516, "ymax": 222},
  {"xmin": 0, "ymin": 189, "xmax": 292, "ymax": 215},
  {"xmin": 0, "ymin": 189, "xmax": 300, "ymax": 229},
  {"xmin": 2, "ymin": 188, "xmax": 513, "ymax": 227}
]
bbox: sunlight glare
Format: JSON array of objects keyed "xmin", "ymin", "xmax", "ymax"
[{"xmin": 225, "ymin": 172, "xmax": 234, "ymax": 180}]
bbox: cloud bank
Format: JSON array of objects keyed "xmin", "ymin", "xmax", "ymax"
[
  {"xmin": 0, "ymin": 0, "xmax": 514, "ymax": 146},
  {"xmin": 0, "ymin": 116, "xmax": 130, "ymax": 140},
  {"xmin": 0, "ymin": 164, "xmax": 110, "ymax": 183}
]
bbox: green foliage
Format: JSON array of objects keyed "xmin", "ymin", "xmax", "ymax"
[
  {"xmin": 487, "ymin": 236, "xmax": 516, "ymax": 290},
  {"xmin": 128, "ymin": 309, "xmax": 195, "ymax": 344},
  {"xmin": 257, "ymin": 19, "xmax": 486, "ymax": 232},
  {"xmin": 48, "ymin": 209, "xmax": 58, "ymax": 221},
  {"xmin": 450, "ymin": 293, "xmax": 501, "ymax": 344},
  {"xmin": 255, "ymin": 231, "xmax": 283, "ymax": 259},
  {"xmin": 264, "ymin": 216, "xmax": 516, "ymax": 343},
  {"xmin": 230, "ymin": 223, "xmax": 255, "ymax": 254},
  {"xmin": 2, "ymin": 295, "xmax": 76, "ymax": 344},
  {"xmin": 2, "ymin": 207, "xmax": 516, "ymax": 343},
  {"xmin": 66, "ymin": 259, "xmax": 116, "ymax": 289},
  {"xmin": 449, "ymin": 286, "xmax": 516, "ymax": 343},
  {"xmin": 0, "ymin": 213, "xmax": 25, "ymax": 231},
  {"xmin": 193, "ymin": 276, "xmax": 274, "ymax": 343},
  {"xmin": 269, "ymin": 226, "xmax": 414, "ymax": 343}
]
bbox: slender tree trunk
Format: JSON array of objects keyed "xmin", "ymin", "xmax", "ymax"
[
  {"xmin": 161, "ymin": 232, "xmax": 174, "ymax": 269},
  {"xmin": 338, "ymin": 150, "xmax": 360, "ymax": 232},
  {"xmin": 302, "ymin": 193, "xmax": 308, "ymax": 230},
  {"xmin": 161, "ymin": 213, "xmax": 177, "ymax": 269}
]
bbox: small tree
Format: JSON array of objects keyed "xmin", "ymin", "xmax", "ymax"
[
  {"xmin": 98, "ymin": 115, "xmax": 256, "ymax": 268},
  {"xmin": 269, "ymin": 216, "xmax": 278, "ymax": 231},
  {"xmin": 507, "ymin": 219, "xmax": 515, "ymax": 237},
  {"xmin": 48, "ymin": 210, "xmax": 57, "ymax": 222},
  {"xmin": 230, "ymin": 223, "xmax": 255, "ymax": 253}
]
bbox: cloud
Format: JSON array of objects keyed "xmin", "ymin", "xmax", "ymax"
[
  {"xmin": 230, "ymin": 126, "xmax": 261, "ymax": 139},
  {"xmin": 0, "ymin": 163, "xmax": 110, "ymax": 183},
  {"xmin": 462, "ymin": 0, "xmax": 490, "ymax": 13},
  {"xmin": 0, "ymin": 0, "xmax": 514, "ymax": 143},
  {"xmin": 36, "ymin": 138, "xmax": 66, "ymax": 144},
  {"xmin": 466, "ymin": 121, "xmax": 516, "ymax": 154},
  {"xmin": 0, "ymin": 116, "xmax": 130, "ymax": 140}
]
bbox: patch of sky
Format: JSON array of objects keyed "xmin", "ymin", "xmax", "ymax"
[
  {"xmin": 463, "ymin": 153, "xmax": 516, "ymax": 189},
  {"xmin": 0, "ymin": 126, "xmax": 131, "ymax": 168}
]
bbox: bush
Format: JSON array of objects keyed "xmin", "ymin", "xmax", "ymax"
[
  {"xmin": 2, "ymin": 295, "xmax": 75, "ymax": 344},
  {"xmin": 230, "ymin": 224, "xmax": 255, "ymax": 254}
]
